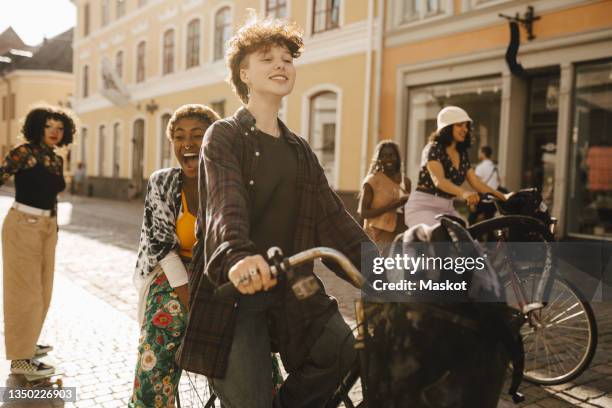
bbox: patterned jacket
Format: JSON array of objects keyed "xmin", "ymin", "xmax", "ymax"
[
  {"xmin": 177, "ymin": 107, "xmax": 373, "ymax": 378},
  {"xmin": 133, "ymin": 167, "xmax": 184, "ymax": 289}
]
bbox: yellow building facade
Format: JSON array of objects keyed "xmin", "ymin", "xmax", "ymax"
[
  {"xmin": 380, "ymin": 0, "xmax": 612, "ymax": 239},
  {"xmin": 72, "ymin": 0, "xmax": 382, "ymax": 202}
]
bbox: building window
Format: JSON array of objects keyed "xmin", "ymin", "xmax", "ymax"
[
  {"xmin": 98, "ymin": 125, "xmax": 106, "ymax": 176},
  {"xmin": 82, "ymin": 65, "xmax": 89, "ymax": 98},
  {"xmin": 312, "ymin": 0, "xmax": 340, "ymax": 34},
  {"xmin": 136, "ymin": 41, "xmax": 146, "ymax": 83},
  {"xmin": 186, "ymin": 19, "xmax": 200, "ymax": 69},
  {"xmin": 2, "ymin": 94, "xmax": 15, "ymax": 120},
  {"xmin": 102, "ymin": 0, "xmax": 110, "ymax": 26},
  {"xmin": 214, "ymin": 7, "xmax": 231, "ymax": 61},
  {"xmin": 266, "ymin": 0, "xmax": 288, "ymax": 18},
  {"xmin": 115, "ymin": 50, "xmax": 123, "ymax": 78},
  {"xmin": 81, "ymin": 127, "xmax": 88, "ymax": 167},
  {"xmin": 309, "ymin": 91, "xmax": 338, "ymax": 187},
  {"xmin": 567, "ymin": 60, "xmax": 612, "ymax": 238},
  {"xmin": 406, "ymin": 76, "xmax": 502, "ymax": 179},
  {"xmin": 211, "ymin": 100, "xmax": 226, "ymax": 118},
  {"xmin": 116, "ymin": 0, "xmax": 126, "ymax": 18},
  {"xmin": 162, "ymin": 29, "xmax": 175, "ymax": 75},
  {"xmin": 9, "ymin": 93, "xmax": 14, "ymax": 119},
  {"xmin": 138, "ymin": 0, "xmax": 147, "ymax": 6},
  {"xmin": 113, "ymin": 123, "xmax": 121, "ymax": 177},
  {"xmin": 83, "ymin": 3, "xmax": 90, "ymax": 36},
  {"xmin": 400, "ymin": 0, "xmax": 446, "ymax": 22},
  {"xmin": 160, "ymin": 114, "xmax": 172, "ymax": 168}
]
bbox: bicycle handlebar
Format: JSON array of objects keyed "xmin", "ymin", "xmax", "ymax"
[{"xmin": 214, "ymin": 247, "xmax": 365, "ymax": 298}]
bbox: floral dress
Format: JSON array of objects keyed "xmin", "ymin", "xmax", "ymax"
[{"xmin": 130, "ymin": 271, "xmax": 186, "ymax": 408}]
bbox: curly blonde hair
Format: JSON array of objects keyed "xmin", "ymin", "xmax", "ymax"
[
  {"xmin": 166, "ymin": 104, "xmax": 221, "ymax": 141},
  {"xmin": 226, "ymin": 11, "xmax": 303, "ymax": 104}
]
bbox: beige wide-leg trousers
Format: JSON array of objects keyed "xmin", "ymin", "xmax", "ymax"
[{"xmin": 2, "ymin": 208, "xmax": 57, "ymax": 360}]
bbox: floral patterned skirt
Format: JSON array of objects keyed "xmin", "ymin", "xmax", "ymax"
[{"xmin": 129, "ymin": 271, "xmax": 186, "ymax": 408}]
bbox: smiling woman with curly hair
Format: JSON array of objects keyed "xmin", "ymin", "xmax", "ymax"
[{"xmin": 0, "ymin": 105, "xmax": 76, "ymax": 376}]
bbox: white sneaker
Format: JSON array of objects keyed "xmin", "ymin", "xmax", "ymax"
[
  {"xmin": 35, "ymin": 344, "xmax": 53, "ymax": 356},
  {"xmin": 10, "ymin": 359, "xmax": 55, "ymax": 376}
]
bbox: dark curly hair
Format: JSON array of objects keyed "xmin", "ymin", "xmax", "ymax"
[
  {"xmin": 21, "ymin": 105, "xmax": 76, "ymax": 147},
  {"xmin": 428, "ymin": 123, "xmax": 472, "ymax": 152},
  {"xmin": 226, "ymin": 11, "xmax": 303, "ymax": 104},
  {"xmin": 166, "ymin": 104, "xmax": 221, "ymax": 141},
  {"xmin": 367, "ymin": 140, "xmax": 402, "ymax": 175}
]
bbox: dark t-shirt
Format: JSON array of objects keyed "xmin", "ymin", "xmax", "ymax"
[
  {"xmin": 418, "ymin": 141, "xmax": 471, "ymax": 198},
  {"xmin": 250, "ymin": 130, "xmax": 298, "ymax": 257}
]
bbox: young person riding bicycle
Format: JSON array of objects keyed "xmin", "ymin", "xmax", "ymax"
[
  {"xmin": 178, "ymin": 15, "xmax": 375, "ymax": 408},
  {"xmin": 404, "ymin": 106, "xmax": 507, "ymax": 228}
]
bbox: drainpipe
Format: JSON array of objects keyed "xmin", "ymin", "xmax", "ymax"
[
  {"xmin": 360, "ymin": 0, "xmax": 375, "ymax": 180},
  {"xmin": 372, "ymin": 0, "xmax": 384, "ymax": 151},
  {"xmin": 2, "ymin": 76, "xmax": 11, "ymax": 154}
]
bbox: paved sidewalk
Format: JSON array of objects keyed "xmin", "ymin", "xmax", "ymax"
[{"xmin": 0, "ymin": 192, "xmax": 610, "ymax": 407}]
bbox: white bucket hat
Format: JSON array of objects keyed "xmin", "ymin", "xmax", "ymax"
[{"xmin": 436, "ymin": 106, "xmax": 472, "ymax": 133}]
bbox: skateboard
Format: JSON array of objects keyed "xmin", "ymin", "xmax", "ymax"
[
  {"xmin": 23, "ymin": 370, "xmax": 63, "ymax": 389},
  {"xmin": 22, "ymin": 354, "xmax": 63, "ymax": 389}
]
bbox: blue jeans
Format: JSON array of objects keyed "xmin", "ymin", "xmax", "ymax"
[{"xmin": 210, "ymin": 293, "xmax": 356, "ymax": 408}]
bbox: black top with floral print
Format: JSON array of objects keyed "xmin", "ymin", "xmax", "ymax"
[
  {"xmin": 417, "ymin": 141, "xmax": 471, "ymax": 199},
  {"xmin": 0, "ymin": 143, "xmax": 65, "ymax": 210}
]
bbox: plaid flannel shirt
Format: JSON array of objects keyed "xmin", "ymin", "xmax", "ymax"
[{"xmin": 178, "ymin": 107, "xmax": 372, "ymax": 378}]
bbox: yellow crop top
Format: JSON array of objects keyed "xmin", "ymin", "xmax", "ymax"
[{"xmin": 176, "ymin": 190, "xmax": 197, "ymax": 258}]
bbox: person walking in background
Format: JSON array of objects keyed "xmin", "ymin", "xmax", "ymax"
[
  {"xmin": 469, "ymin": 145, "xmax": 502, "ymax": 225},
  {"xmin": 0, "ymin": 105, "xmax": 75, "ymax": 375},
  {"xmin": 404, "ymin": 106, "xmax": 506, "ymax": 228},
  {"xmin": 72, "ymin": 162, "xmax": 86, "ymax": 195},
  {"xmin": 358, "ymin": 140, "xmax": 410, "ymax": 248},
  {"xmin": 129, "ymin": 104, "xmax": 220, "ymax": 408}
]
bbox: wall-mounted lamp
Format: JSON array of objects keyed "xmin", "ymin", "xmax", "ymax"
[{"xmin": 145, "ymin": 99, "xmax": 159, "ymax": 114}]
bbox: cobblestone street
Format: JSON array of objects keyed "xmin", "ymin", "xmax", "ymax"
[{"xmin": 0, "ymin": 190, "xmax": 610, "ymax": 407}]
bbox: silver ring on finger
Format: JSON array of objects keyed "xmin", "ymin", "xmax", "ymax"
[
  {"xmin": 238, "ymin": 275, "xmax": 250, "ymax": 285},
  {"xmin": 248, "ymin": 267, "xmax": 258, "ymax": 277}
]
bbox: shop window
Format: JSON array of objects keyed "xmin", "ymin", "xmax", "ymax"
[
  {"xmin": 211, "ymin": 100, "xmax": 226, "ymax": 118},
  {"xmin": 407, "ymin": 77, "xmax": 502, "ymax": 178},
  {"xmin": 567, "ymin": 60, "xmax": 612, "ymax": 238}
]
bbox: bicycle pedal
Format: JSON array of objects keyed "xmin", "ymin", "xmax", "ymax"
[{"xmin": 522, "ymin": 302, "xmax": 544, "ymax": 314}]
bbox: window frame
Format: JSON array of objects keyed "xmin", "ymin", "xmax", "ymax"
[
  {"xmin": 101, "ymin": 0, "xmax": 110, "ymax": 27},
  {"xmin": 213, "ymin": 6, "xmax": 232, "ymax": 62},
  {"xmin": 82, "ymin": 65, "xmax": 90, "ymax": 98},
  {"xmin": 135, "ymin": 40, "xmax": 146, "ymax": 83},
  {"xmin": 311, "ymin": 0, "xmax": 341, "ymax": 35},
  {"xmin": 115, "ymin": 50, "xmax": 124, "ymax": 79},
  {"xmin": 162, "ymin": 28, "xmax": 176, "ymax": 75},
  {"xmin": 265, "ymin": 0, "xmax": 288, "ymax": 18},
  {"xmin": 186, "ymin": 18, "xmax": 201, "ymax": 69},
  {"xmin": 116, "ymin": 0, "xmax": 126, "ymax": 19}
]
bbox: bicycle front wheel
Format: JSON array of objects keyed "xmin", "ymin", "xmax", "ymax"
[
  {"xmin": 508, "ymin": 272, "xmax": 598, "ymax": 385},
  {"xmin": 469, "ymin": 215, "xmax": 597, "ymax": 385}
]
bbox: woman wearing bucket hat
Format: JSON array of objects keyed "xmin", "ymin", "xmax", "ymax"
[{"xmin": 404, "ymin": 106, "xmax": 506, "ymax": 227}]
